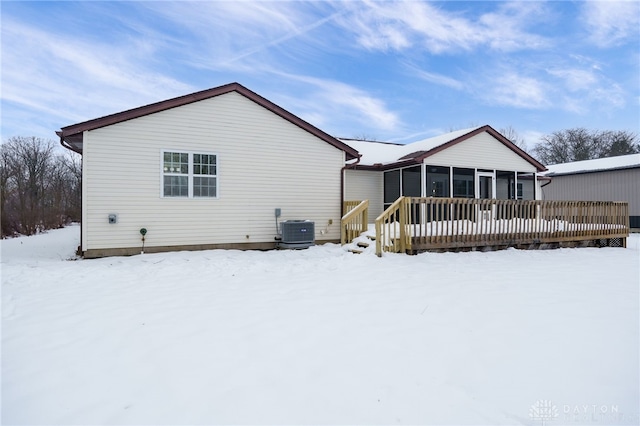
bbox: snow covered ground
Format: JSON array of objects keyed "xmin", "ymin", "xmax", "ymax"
[{"xmin": 2, "ymin": 225, "xmax": 639, "ymax": 425}]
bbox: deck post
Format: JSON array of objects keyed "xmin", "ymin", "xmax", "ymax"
[
  {"xmin": 399, "ymin": 197, "xmax": 406, "ymax": 253},
  {"xmin": 375, "ymin": 219, "xmax": 382, "ymax": 257}
]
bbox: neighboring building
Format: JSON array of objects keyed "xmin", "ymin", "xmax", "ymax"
[
  {"xmin": 57, "ymin": 83, "xmax": 359, "ymax": 257},
  {"xmin": 342, "ymin": 126, "xmax": 547, "ymax": 220},
  {"xmin": 542, "ymin": 154, "xmax": 640, "ymax": 229}
]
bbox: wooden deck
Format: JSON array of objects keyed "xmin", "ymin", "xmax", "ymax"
[{"xmin": 367, "ymin": 197, "xmax": 629, "ymax": 256}]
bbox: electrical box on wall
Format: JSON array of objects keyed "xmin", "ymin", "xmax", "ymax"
[{"xmin": 108, "ymin": 214, "xmax": 118, "ymax": 224}]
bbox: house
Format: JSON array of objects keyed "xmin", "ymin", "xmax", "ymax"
[
  {"xmin": 58, "ymin": 83, "xmax": 359, "ymax": 258},
  {"xmin": 542, "ymin": 154, "xmax": 640, "ymax": 230},
  {"xmin": 342, "ymin": 125, "xmax": 547, "ymax": 220},
  {"xmin": 58, "ymin": 82, "xmax": 628, "ymax": 258}
]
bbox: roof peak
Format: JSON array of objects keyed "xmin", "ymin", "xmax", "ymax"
[
  {"xmin": 57, "ymin": 82, "xmax": 359, "ymax": 159},
  {"xmin": 341, "ymin": 125, "xmax": 546, "ymax": 172}
]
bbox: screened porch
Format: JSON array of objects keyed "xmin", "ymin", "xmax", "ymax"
[{"xmin": 382, "ymin": 165, "xmax": 538, "ymax": 211}]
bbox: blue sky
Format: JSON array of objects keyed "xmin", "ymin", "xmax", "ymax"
[{"xmin": 2, "ymin": 1, "xmax": 639, "ymax": 150}]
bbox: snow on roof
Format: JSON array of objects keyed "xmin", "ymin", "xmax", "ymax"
[
  {"xmin": 341, "ymin": 126, "xmax": 483, "ymax": 166},
  {"xmin": 544, "ymin": 154, "xmax": 640, "ymax": 176},
  {"xmin": 339, "ymin": 139, "xmax": 404, "ymax": 166}
]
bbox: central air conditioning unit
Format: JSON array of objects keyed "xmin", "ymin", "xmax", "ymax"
[{"xmin": 278, "ymin": 220, "xmax": 315, "ymax": 249}]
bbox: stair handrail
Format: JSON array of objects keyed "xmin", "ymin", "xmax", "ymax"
[
  {"xmin": 341, "ymin": 200, "xmax": 369, "ymax": 245},
  {"xmin": 375, "ymin": 196, "xmax": 411, "ymax": 257}
]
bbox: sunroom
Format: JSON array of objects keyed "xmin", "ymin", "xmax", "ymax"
[
  {"xmin": 342, "ymin": 125, "xmax": 544, "ymax": 217},
  {"xmin": 381, "ymin": 165, "xmax": 537, "ymax": 209}
]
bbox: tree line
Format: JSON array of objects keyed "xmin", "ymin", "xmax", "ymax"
[
  {"xmin": 1, "ymin": 137, "xmax": 81, "ymax": 238},
  {"xmin": 1, "ymin": 128, "xmax": 638, "ymax": 238},
  {"xmin": 530, "ymin": 128, "xmax": 639, "ymax": 165}
]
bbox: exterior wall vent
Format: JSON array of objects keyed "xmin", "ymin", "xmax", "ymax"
[{"xmin": 279, "ymin": 220, "xmax": 315, "ymax": 249}]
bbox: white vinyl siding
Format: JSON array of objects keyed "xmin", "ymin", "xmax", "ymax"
[
  {"xmin": 82, "ymin": 92, "xmax": 344, "ymax": 251},
  {"xmin": 344, "ymin": 169, "xmax": 384, "ymax": 220},
  {"xmin": 426, "ymin": 132, "xmax": 537, "ymax": 172}
]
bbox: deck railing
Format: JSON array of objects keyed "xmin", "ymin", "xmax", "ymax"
[
  {"xmin": 375, "ymin": 197, "xmax": 629, "ymax": 256},
  {"xmin": 343, "ymin": 200, "xmax": 364, "ymax": 214},
  {"xmin": 341, "ymin": 200, "xmax": 369, "ymax": 245}
]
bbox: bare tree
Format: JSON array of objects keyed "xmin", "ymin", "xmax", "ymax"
[
  {"xmin": 60, "ymin": 151, "xmax": 82, "ymax": 222},
  {"xmin": 600, "ymin": 130, "xmax": 640, "ymax": 157},
  {"xmin": 499, "ymin": 125, "xmax": 528, "ymax": 152},
  {"xmin": 349, "ymin": 133, "xmax": 378, "ymax": 141},
  {"xmin": 532, "ymin": 128, "xmax": 639, "ymax": 165},
  {"xmin": 13, "ymin": 137, "xmax": 57, "ymax": 234},
  {"xmin": 0, "ymin": 145, "xmax": 18, "ymax": 235},
  {"xmin": 1, "ymin": 137, "xmax": 82, "ymax": 237}
]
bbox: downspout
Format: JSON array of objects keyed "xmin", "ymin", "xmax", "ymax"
[
  {"xmin": 539, "ymin": 175, "xmax": 552, "ymax": 200},
  {"xmin": 341, "ymin": 154, "xmax": 362, "ymax": 216}
]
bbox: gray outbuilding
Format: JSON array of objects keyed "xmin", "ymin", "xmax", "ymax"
[{"xmin": 542, "ymin": 154, "xmax": 640, "ymax": 230}]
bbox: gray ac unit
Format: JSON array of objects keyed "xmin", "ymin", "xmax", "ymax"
[{"xmin": 278, "ymin": 220, "xmax": 315, "ymax": 249}]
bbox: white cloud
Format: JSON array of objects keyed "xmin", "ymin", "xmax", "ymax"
[
  {"xmin": 1, "ymin": 18, "xmax": 193, "ymax": 128},
  {"xmin": 522, "ymin": 129, "xmax": 546, "ymax": 150},
  {"xmin": 545, "ymin": 66, "xmax": 626, "ymax": 113},
  {"xmin": 355, "ymin": 21, "xmax": 412, "ymax": 51},
  {"xmin": 588, "ymin": 84, "xmax": 626, "ymax": 109},
  {"xmin": 546, "ymin": 68, "xmax": 599, "ymax": 92},
  {"xmin": 225, "ymin": 12, "xmax": 341, "ymax": 65},
  {"xmin": 478, "ymin": 2, "xmax": 551, "ymax": 51},
  {"xmin": 568, "ymin": 54, "xmax": 605, "ymax": 71},
  {"xmin": 137, "ymin": 1, "xmax": 340, "ymax": 72},
  {"xmin": 410, "ymin": 67, "xmax": 465, "ymax": 90},
  {"xmin": 487, "ymin": 73, "xmax": 551, "ymax": 109},
  {"xmin": 2, "ymin": 1, "xmax": 637, "ymax": 144},
  {"xmin": 335, "ymin": 1, "xmax": 551, "ymax": 54},
  {"xmin": 582, "ymin": 1, "xmax": 640, "ymax": 47},
  {"xmin": 271, "ymin": 73, "xmax": 401, "ymax": 133},
  {"xmin": 309, "ymin": 81, "xmax": 400, "ymax": 131},
  {"xmin": 475, "ymin": 57, "xmax": 628, "ymax": 115}
]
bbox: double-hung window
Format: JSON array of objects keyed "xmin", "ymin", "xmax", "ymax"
[{"xmin": 162, "ymin": 151, "xmax": 217, "ymax": 198}]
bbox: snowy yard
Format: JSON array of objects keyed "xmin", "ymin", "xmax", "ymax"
[{"xmin": 2, "ymin": 225, "xmax": 639, "ymax": 425}]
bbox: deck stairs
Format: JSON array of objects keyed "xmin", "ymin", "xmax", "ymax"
[{"xmin": 345, "ymin": 227, "xmax": 377, "ymax": 254}]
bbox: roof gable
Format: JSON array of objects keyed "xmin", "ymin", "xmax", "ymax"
[
  {"xmin": 57, "ymin": 82, "xmax": 359, "ymax": 160},
  {"xmin": 342, "ymin": 125, "xmax": 546, "ymax": 172}
]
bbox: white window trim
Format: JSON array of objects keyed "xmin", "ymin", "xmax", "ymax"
[{"xmin": 160, "ymin": 149, "xmax": 219, "ymax": 199}]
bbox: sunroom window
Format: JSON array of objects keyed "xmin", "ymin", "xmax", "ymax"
[
  {"xmin": 453, "ymin": 168, "xmax": 474, "ymax": 198},
  {"xmin": 426, "ymin": 166, "xmax": 450, "ymax": 197},
  {"xmin": 162, "ymin": 151, "xmax": 217, "ymax": 198}
]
